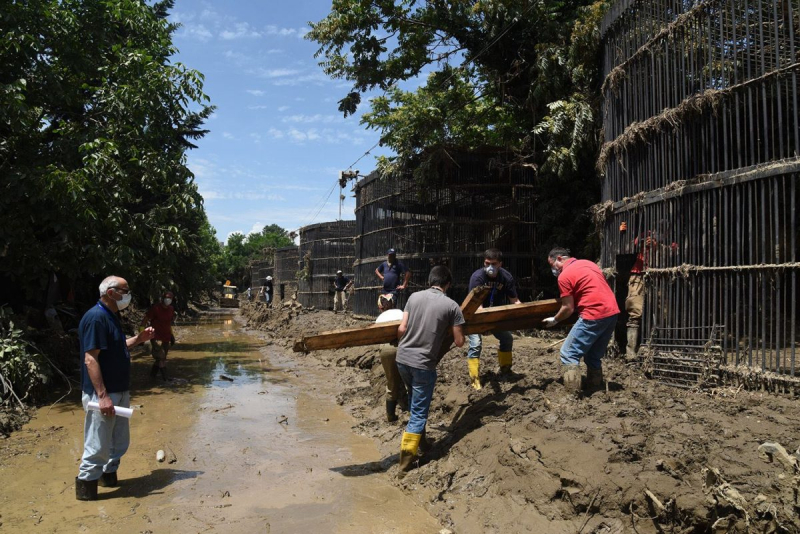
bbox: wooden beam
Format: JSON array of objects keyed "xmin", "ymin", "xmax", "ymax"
[
  {"xmin": 293, "ymin": 286, "xmax": 491, "ymax": 353},
  {"xmin": 293, "ymin": 291, "xmax": 561, "ymax": 353}
]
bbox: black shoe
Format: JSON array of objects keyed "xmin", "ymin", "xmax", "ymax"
[
  {"xmin": 99, "ymin": 471, "xmax": 117, "ymax": 488},
  {"xmin": 150, "ymin": 363, "xmax": 159, "ymax": 378},
  {"xmin": 75, "ymin": 477, "xmax": 98, "ymax": 501},
  {"xmin": 160, "ymin": 368, "xmax": 169, "ymax": 381},
  {"xmin": 386, "ymin": 399, "xmax": 398, "ymax": 422}
]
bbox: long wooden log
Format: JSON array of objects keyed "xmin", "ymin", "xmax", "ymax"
[
  {"xmin": 293, "ymin": 286, "xmax": 490, "ymax": 352},
  {"xmin": 293, "ymin": 288, "xmax": 561, "ymax": 353}
]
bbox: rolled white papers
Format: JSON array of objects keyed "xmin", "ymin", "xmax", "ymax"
[{"xmin": 87, "ymin": 401, "xmax": 134, "ymax": 418}]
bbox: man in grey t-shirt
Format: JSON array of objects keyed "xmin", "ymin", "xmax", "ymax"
[{"xmin": 395, "ymin": 265, "xmax": 465, "ymax": 476}]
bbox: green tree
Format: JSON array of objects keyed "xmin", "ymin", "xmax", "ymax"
[
  {"xmin": 0, "ymin": 0, "xmax": 217, "ymax": 306},
  {"xmin": 214, "ymin": 225, "xmax": 294, "ymax": 287}
]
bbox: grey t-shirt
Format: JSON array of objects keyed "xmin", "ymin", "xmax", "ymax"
[{"xmin": 396, "ymin": 288, "xmax": 466, "ymax": 371}]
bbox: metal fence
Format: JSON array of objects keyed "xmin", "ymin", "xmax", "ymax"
[
  {"xmin": 297, "ymin": 221, "xmax": 356, "ymax": 310},
  {"xmin": 351, "ymin": 149, "xmax": 537, "ymax": 317},
  {"xmin": 599, "ymin": 0, "xmax": 800, "ymax": 375},
  {"xmin": 274, "ymin": 245, "xmax": 299, "ymax": 302},
  {"xmin": 249, "ymin": 259, "xmax": 273, "ymax": 299}
]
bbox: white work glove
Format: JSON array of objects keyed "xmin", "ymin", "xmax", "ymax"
[{"xmin": 542, "ymin": 317, "xmax": 559, "ymax": 328}]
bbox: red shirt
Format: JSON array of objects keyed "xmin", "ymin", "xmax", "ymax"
[
  {"xmin": 145, "ymin": 304, "xmax": 174, "ymax": 341},
  {"xmin": 558, "ymin": 259, "xmax": 619, "ymax": 320}
]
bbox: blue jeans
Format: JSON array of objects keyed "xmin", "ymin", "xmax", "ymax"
[
  {"xmin": 560, "ymin": 315, "xmax": 618, "ymax": 370},
  {"xmin": 467, "ymin": 331, "xmax": 513, "ymax": 359},
  {"xmin": 78, "ymin": 390, "xmax": 131, "ymax": 481},
  {"xmin": 396, "ymin": 363, "xmax": 437, "ymax": 435}
]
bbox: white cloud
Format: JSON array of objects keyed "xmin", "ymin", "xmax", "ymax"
[
  {"xmin": 220, "ymin": 22, "xmax": 261, "ymax": 40},
  {"xmin": 250, "ymin": 133, "xmax": 262, "ymax": 144},
  {"xmin": 265, "ymin": 25, "xmax": 301, "ymax": 36},
  {"xmin": 246, "ymin": 89, "xmax": 266, "ymax": 96},
  {"xmin": 282, "ymin": 114, "xmax": 338, "ymax": 124},
  {"xmin": 267, "ymin": 128, "xmax": 284, "ymax": 139},
  {"xmin": 222, "ymin": 132, "xmax": 235, "ymax": 140},
  {"xmin": 277, "ymin": 106, "xmax": 290, "ymax": 112},
  {"xmin": 248, "ymin": 222, "xmax": 264, "ymax": 235},
  {"xmin": 178, "ymin": 23, "xmax": 213, "ymax": 41},
  {"xmin": 248, "ymin": 105, "xmax": 270, "ymax": 110},
  {"xmin": 250, "ymin": 67, "xmax": 301, "ymax": 79}
]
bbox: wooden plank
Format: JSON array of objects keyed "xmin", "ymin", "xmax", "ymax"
[
  {"xmin": 294, "ymin": 287, "xmax": 490, "ymax": 353},
  {"xmin": 293, "ymin": 293, "xmax": 561, "ymax": 353},
  {"xmin": 460, "ymin": 286, "xmax": 491, "ymax": 320}
]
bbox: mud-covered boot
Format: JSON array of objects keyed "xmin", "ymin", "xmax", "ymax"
[
  {"xmin": 386, "ymin": 399, "xmax": 398, "ymax": 422},
  {"xmin": 397, "ymin": 393, "xmax": 409, "ymax": 413},
  {"xmin": 586, "ymin": 367, "xmax": 604, "ymax": 392},
  {"xmin": 397, "ymin": 431, "xmax": 421, "ymax": 478},
  {"xmin": 626, "ymin": 326, "xmax": 639, "ymax": 360},
  {"xmin": 75, "ymin": 477, "xmax": 98, "ymax": 501},
  {"xmin": 498, "ymin": 350, "xmax": 513, "ymax": 375},
  {"xmin": 468, "ymin": 358, "xmax": 482, "ymax": 390},
  {"xmin": 562, "ymin": 364, "xmax": 582, "ymax": 395},
  {"xmin": 99, "ymin": 471, "xmax": 118, "ymax": 488}
]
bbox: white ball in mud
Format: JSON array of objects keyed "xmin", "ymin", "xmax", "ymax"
[{"xmin": 156, "ymin": 450, "xmax": 166, "ymax": 463}]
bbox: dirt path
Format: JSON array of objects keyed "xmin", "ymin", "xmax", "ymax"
[
  {"xmin": 0, "ymin": 314, "xmax": 443, "ymax": 533},
  {"xmin": 241, "ymin": 303, "xmax": 800, "ymax": 534}
]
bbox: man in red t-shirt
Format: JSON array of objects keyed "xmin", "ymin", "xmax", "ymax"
[
  {"xmin": 542, "ymin": 247, "xmax": 619, "ymax": 394},
  {"xmin": 141, "ymin": 291, "xmax": 175, "ymax": 380}
]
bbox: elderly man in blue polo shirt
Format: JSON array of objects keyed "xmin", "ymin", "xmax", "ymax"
[{"xmin": 75, "ymin": 275, "xmax": 154, "ymax": 501}]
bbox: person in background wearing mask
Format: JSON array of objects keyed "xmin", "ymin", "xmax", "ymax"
[
  {"xmin": 76, "ymin": 276, "xmax": 154, "ymax": 501},
  {"xmin": 264, "ymin": 276, "xmax": 274, "ymax": 306},
  {"xmin": 466, "ymin": 248, "xmax": 521, "ymax": 389},
  {"xmin": 375, "ymin": 248, "xmax": 411, "ymax": 297},
  {"xmin": 141, "ymin": 291, "xmax": 175, "ymax": 381},
  {"xmin": 332, "ymin": 270, "xmax": 352, "ymax": 312},
  {"xmin": 543, "ymin": 247, "xmax": 619, "ymax": 395}
]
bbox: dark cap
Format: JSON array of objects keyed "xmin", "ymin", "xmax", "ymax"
[{"xmin": 387, "ymin": 248, "xmax": 396, "ymax": 255}]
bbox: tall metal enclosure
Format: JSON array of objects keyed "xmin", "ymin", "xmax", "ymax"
[
  {"xmin": 351, "ymin": 150, "xmax": 536, "ymax": 317},
  {"xmin": 297, "ymin": 221, "xmax": 356, "ymax": 310},
  {"xmin": 599, "ymin": 0, "xmax": 799, "ymax": 375},
  {"xmin": 274, "ymin": 245, "xmax": 299, "ymax": 302},
  {"xmin": 249, "ymin": 260, "xmax": 273, "ymax": 295}
]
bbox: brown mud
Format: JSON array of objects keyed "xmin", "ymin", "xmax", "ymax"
[
  {"xmin": 0, "ymin": 314, "xmax": 442, "ymax": 533},
  {"xmin": 242, "ymin": 302, "xmax": 800, "ymax": 534}
]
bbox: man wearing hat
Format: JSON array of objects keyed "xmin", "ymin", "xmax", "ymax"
[
  {"xmin": 332, "ymin": 270, "xmax": 352, "ymax": 312},
  {"xmin": 375, "ymin": 248, "xmax": 411, "ymax": 297}
]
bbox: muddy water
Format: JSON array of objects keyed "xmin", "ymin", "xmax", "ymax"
[{"xmin": 0, "ymin": 315, "xmax": 442, "ymax": 533}]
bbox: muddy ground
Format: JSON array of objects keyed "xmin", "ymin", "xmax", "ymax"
[{"xmin": 243, "ymin": 300, "xmax": 800, "ymax": 534}]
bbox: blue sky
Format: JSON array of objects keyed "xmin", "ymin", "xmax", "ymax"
[{"xmin": 169, "ymin": 2, "xmax": 392, "ymax": 242}]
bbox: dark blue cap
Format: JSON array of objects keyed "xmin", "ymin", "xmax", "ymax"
[{"xmin": 387, "ymin": 248, "xmax": 396, "ymax": 255}]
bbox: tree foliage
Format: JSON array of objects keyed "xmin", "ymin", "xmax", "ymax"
[
  {"xmin": 214, "ymin": 225, "xmax": 295, "ymax": 287},
  {"xmin": 0, "ymin": 0, "xmax": 218, "ymax": 306},
  {"xmin": 308, "ymin": 0, "xmax": 610, "ymax": 259}
]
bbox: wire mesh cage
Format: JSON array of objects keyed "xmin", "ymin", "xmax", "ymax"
[
  {"xmin": 297, "ymin": 221, "xmax": 356, "ymax": 310},
  {"xmin": 248, "ymin": 260, "xmax": 273, "ymax": 299},
  {"xmin": 274, "ymin": 245, "xmax": 299, "ymax": 302},
  {"xmin": 599, "ymin": 0, "xmax": 800, "ymax": 376},
  {"xmin": 351, "ymin": 149, "xmax": 537, "ymax": 317}
]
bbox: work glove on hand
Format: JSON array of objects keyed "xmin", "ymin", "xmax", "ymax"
[{"xmin": 542, "ymin": 317, "xmax": 559, "ymax": 328}]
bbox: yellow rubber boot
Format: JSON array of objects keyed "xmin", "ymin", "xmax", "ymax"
[
  {"xmin": 498, "ymin": 351, "xmax": 512, "ymax": 374},
  {"xmin": 398, "ymin": 431, "xmax": 422, "ymax": 477},
  {"xmin": 468, "ymin": 358, "xmax": 482, "ymax": 390}
]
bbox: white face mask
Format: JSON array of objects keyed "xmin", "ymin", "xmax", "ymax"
[
  {"xmin": 551, "ymin": 268, "xmax": 560, "ymax": 277},
  {"xmin": 484, "ymin": 265, "xmax": 497, "ymax": 277},
  {"xmin": 163, "ymin": 298, "xmax": 172, "ymax": 306},
  {"xmin": 116, "ymin": 293, "xmax": 132, "ymax": 311}
]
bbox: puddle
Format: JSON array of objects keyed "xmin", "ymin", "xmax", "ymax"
[{"xmin": 0, "ymin": 313, "xmax": 442, "ymax": 533}]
